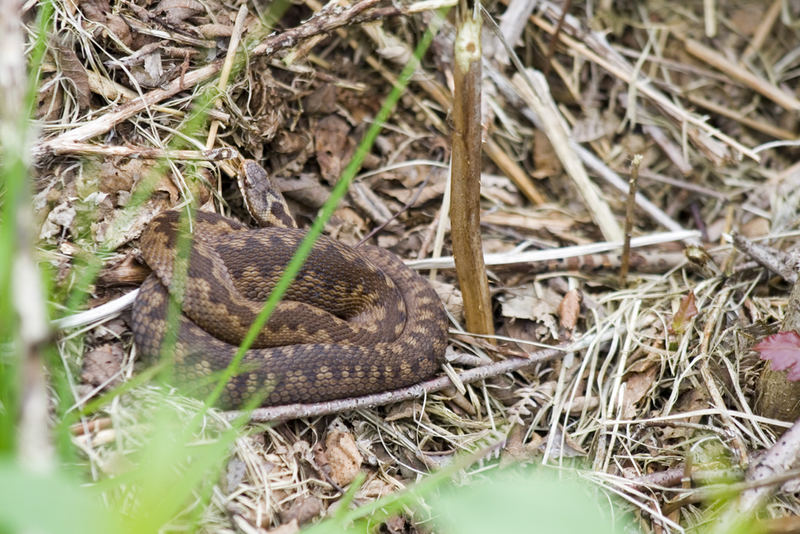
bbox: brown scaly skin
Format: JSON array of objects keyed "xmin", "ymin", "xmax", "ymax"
[{"xmin": 131, "ymin": 161, "xmax": 448, "ymax": 408}]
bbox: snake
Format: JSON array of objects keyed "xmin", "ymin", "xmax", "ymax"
[{"xmin": 131, "ymin": 160, "xmax": 448, "ymax": 409}]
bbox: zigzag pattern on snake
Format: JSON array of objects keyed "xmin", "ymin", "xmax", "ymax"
[{"xmin": 131, "ymin": 161, "xmax": 449, "ymax": 409}]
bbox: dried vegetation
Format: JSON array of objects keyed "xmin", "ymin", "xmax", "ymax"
[{"xmin": 30, "ymin": 0, "xmax": 800, "ymax": 531}]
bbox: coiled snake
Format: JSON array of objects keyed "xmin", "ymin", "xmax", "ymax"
[{"xmin": 131, "ymin": 161, "xmax": 448, "ymax": 408}]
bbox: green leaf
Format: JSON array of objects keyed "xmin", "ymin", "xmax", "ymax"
[
  {"xmin": 430, "ymin": 467, "xmax": 631, "ymax": 534},
  {"xmin": 0, "ymin": 459, "xmax": 121, "ymax": 534}
]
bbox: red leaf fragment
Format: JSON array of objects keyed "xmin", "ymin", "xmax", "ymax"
[{"xmin": 754, "ymin": 331, "xmax": 800, "ymax": 381}]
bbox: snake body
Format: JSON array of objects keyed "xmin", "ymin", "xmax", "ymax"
[{"xmin": 131, "ymin": 162, "xmax": 448, "ymax": 408}]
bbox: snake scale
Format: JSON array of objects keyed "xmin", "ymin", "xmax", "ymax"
[{"xmin": 131, "ymin": 161, "xmax": 448, "ymax": 409}]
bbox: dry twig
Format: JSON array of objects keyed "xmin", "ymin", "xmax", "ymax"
[{"xmin": 239, "ymin": 347, "xmax": 564, "ymax": 422}]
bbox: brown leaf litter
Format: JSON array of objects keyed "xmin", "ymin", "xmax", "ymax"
[{"xmin": 30, "ymin": 0, "xmax": 800, "ymax": 531}]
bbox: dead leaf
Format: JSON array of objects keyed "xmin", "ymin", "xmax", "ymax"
[
  {"xmin": 142, "ymin": 50, "xmax": 164, "ymax": 86},
  {"xmin": 87, "ymin": 318, "xmax": 128, "ymax": 343},
  {"xmin": 40, "ymin": 203, "xmax": 76, "ymax": 240},
  {"xmin": 500, "ymin": 425, "xmax": 528, "ymax": 466},
  {"xmin": 154, "ymin": 172, "xmax": 180, "ymax": 204},
  {"xmin": 197, "ymin": 23, "xmax": 233, "ymax": 38},
  {"xmin": 480, "ymin": 210, "xmax": 575, "ymax": 233},
  {"xmin": 532, "ymin": 129, "xmax": 562, "ymax": 178},
  {"xmin": 429, "ymin": 279, "xmax": 462, "ymax": 322},
  {"xmin": 661, "ymin": 388, "xmax": 708, "ymax": 440},
  {"xmin": 754, "ymin": 331, "xmax": 800, "ymax": 380},
  {"xmin": 620, "ymin": 364, "xmax": 658, "ymax": 418},
  {"xmin": 384, "ymin": 170, "xmax": 447, "ymax": 205},
  {"xmin": 566, "ymin": 396, "xmax": 599, "ymax": 415},
  {"xmin": 740, "ymin": 216, "xmax": 770, "ymax": 238},
  {"xmin": 155, "ymin": 0, "xmax": 204, "ymax": 24},
  {"xmin": 273, "ymin": 172, "xmax": 322, "ymax": 194},
  {"xmin": 349, "ymin": 181, "xmax": 397, "ymax": 231},
  {"xmin": 539, "ymin": 425, "xmax": 586, "ymax": 458},
  {"xmin": 98, "ymin": 159, "xmax": 136, "ymax": 196},
  {"xmin": 557, "ymin": 289, "xmax": 582, "ymax": 330},
  {"xmin": 671, "ymin": 291, "xmax": 698, "ymax": 334},
  {"xmin": 131, "ymin": 57, "xmax": 164, "ymax": 87},
  {"xmin": 384, "ymin": 515, "xmax": 407, "ymax": 534},
  {"xmin": 323, "ymin": 429, "xmax": 362, "ymax": 486},
  {"xmin": 279, "ymin": 176, "xmax": 331, "ymax": 210},
  {"xmin": 95, "ymin": 192, "xmax": 171, "ymax": 250},
  {"xmin": 385, "ymin": 400, "xmax": 422, "ymax": 422},
  {"xmin": 224, "ymin": 457, "xmax": 247, "ymax": 493},
  {"xmin": 279, "ymin": 496, "xmax": 323, "ymax": 526},
  {"xmin": 572, "ymin": 109, "xmax": 619, "ymax": 143},
  {"xmin": 79, "ymin": 0, "xmax": 111, "ymax": 24},
  {"xmin": 36, "ymin": 75, "xmax": 63, "ymax": 122},
  {"xmin": 304, "ymin": 84, "xmax": 337, "ymax": 114},
  {"xmin": 730, "ymin": 4, "xmax": 764, "ymax": 36},
  {"xmin": 505, "ymin": 319, "xmax": 553, "ymax": 354},
  {"xmin": 190, "ymin": 171, "xmax": 212, "ymax": 207},
  {"xmin": 54, "ymin": 39, "xmax": 91, "ymax": 110},
  {"xmin": 501, "ymin": 286, "xmax": 561, "ymax": 340},
  {"xmin": 81, "ymin": 343, "xmax": 124, "ymax": 387},
  {"xmin": 105, "ymin": 14, "xmax": 133, "ymax": 47},
  {"xmin": 480, "ymin": 174, "xmax": 522, "ymax": 206},
  {"xmin": 360, "ymin": 476, "xmax": 398, "ymax": 499},
  {"xmin": 314, "ymin": 115, "xmax": 351, "ymax": 182},
  {"xmin": 274, "ymin": 131, "xmax": 311, "ymax": 154},
  {"xmin": 500, "ymin": 289, "xmax": 539, "ymax": 321},
  {"xmin": 318, "ymin": 208, "xmax": 361, "ymax": 247},
  {"xmin": 266, "ymin": 519, "xmax": 298, "ymax": 534}
]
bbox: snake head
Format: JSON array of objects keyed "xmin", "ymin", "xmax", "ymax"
[{"xmin": 238, "ymin": 160, "xmax": 297, "ymax": 229}]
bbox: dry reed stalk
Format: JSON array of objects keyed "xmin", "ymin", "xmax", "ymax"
[
  {"xmin": 703, "ymin": 0, "xmax": 716, "ymax": 38},
  {"xmin": 530, "ymin": 3, "xmax": 760, "ymax": 162},
  {"xmin": 741, "ymin": 0, "xmax": 782, "ymax": 62},
  {"xmin": 205, "ymin": 5, "xmax": 248, "ymax": 151},
  {"xmin": 40, "ymin": 144, "xmax": 237, "ymax": 161},
  {"xmin": 326, "ymin": 3, "xmax": 548, "ymax": 207},
  {"xmin": 512, "ymin": 69, "xmax": 623, "ymax": 242},
  {"xmin": 684, "ymin": 37, "xmax": 800, "ymax": 113},
  {"xmin": 450, "ymin": 3, "xmax": 494, "ymax": 338},
  {"xmin": 482, "ymin": 30, "xmax": 692, "ymax": 238},
  {"xmin": 619, "ymin": 155, "xmax": 641, "ymax": 286},
  {"xmin": 686, "ymin": 93, "xmax": 797, "ymax": 141},
  {"xmin": 483, "ymin": 138, "xmax": 547, "ymax": 204}
]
